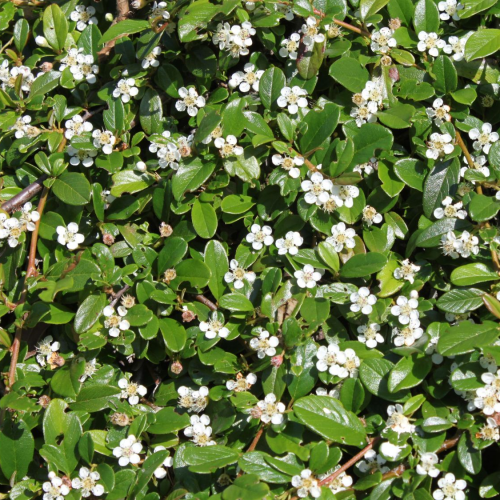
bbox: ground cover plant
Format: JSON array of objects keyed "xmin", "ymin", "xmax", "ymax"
[{"xmin": 1, "ymin": 0, "xmax": 500, "ymax": 498}]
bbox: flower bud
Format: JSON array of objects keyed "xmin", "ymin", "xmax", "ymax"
[
  {"xmin": 35, "ymin": 36, "xmax": 49, "ymax": 47},
  {"xmin": 159, "ymin": 222, "xmax": 173, "ymax": 237},
  {"xmin": 388, "ymin": 18, "xmax": 401, "ymax": 30},
  {"xmin": 105, "ymin": 13, "xmax": 114, "ymax": 22},
  {"xmin": 38, "ymin": 395, "xmax": 51, "ymax": 408},
  {"xmin": 110, "ymin": 412, "xmax": 130, "ymax": 426},
  {"xmin": 163, "ymin": 268, "xmax": 177, "ymax": 283},
  {"xmin": 171, "ymin": 360, "xmax": 183, "ymax": 374},
  {"xmin": 136, "ymin": 161, "xmax": 147, "ymax": 172},
  {"xmin": 182, "ymin": 308, "xmax": 196, "ymax": 322},
  {"xmin": 103, "ymin": 232, "xmax": 115, "ymax": 246},
  {"xmin": 271, "ymin": 354, "xmax": 283, "ymax": 367}
]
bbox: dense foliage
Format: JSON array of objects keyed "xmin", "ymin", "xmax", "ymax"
[{"xmin": 1, "ymin": 0, "xmax": 500, "ymax": 498}]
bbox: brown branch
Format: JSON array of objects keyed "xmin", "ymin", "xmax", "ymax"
[
  {"xmin": 110, "ymin": 284, "xmax": 131, "ymax": 308},
  {"xmin": 455, "ymin": 129, "xmax": 500, "ymax": 273},
  {"xmin": 193, "ymin": 294, "xmax": 217, "ymax": 311},
  {"xmin": 82, "ymin": 106, "xmax": 105, "ymax": 122},
  {"xmin": 332, "ymin": 19, "xmax": 371, "ymax": 38},
  {"xmin": 1, "ymin": 175, "xmax": 48, "ymax": 214},
  {"xmin": 7, "ymin": 185, "xmax": 49, "ymax": 389},
  {"xmin": 247, "ymin": 425, "xmax": 264, "ymax": 452},
  {"xmin": 97, "ymin": 0, "xmax": 131, "ymax": 63},
  {"xmin": 318, "ymin": 437, "xmax": 380, "ymax": 487}
]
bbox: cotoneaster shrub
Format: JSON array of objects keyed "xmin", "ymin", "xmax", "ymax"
[{"xmin": 1, "ymin": 0, "xmax": 500, "ymax": 498}]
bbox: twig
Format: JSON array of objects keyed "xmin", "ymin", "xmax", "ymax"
[
  {"xmin": 110, "ymin": 284, "xmax": 131, "ymax": 307},
  {"xmin": 1, "ymin": 175, "xmax": 48, "ymax": 214},
  {"xmin": 455, "ymin": 129, "xmax": 500, "ymax": 273},
  {"xmin": 247, "ymin": 425, "xmax": 264, "ymax": 452},
  {"xmin": 7, "ymin": 186, "xmax": 49, "ymax": 390},
  {"xmin": 97, "ymin": 0, "xmax": 131, "ymax": 63},
  {"xmin": 82, "ymin": 106, "xmax": 105, "ymax": 122},
  {"xmin": 0, "ymin": 37, "xmax": 14, "ymax": 54},
  {"xmin": 332, "ymin": 19, "xmax": 371, "ymax": 38},
  {"xmin": 193, "ymin": 294, "xmax": 217, "ymax": 311},
  {"xmin": 318, "ymin": 437, "xmax": 380, "ymax": 487}
]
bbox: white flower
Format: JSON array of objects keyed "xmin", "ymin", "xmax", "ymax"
[
  {"xmin": 392, "ymin": 323, "xmax": 424, "ymax": 347},
  {"xmin": 426, "ymin": 133, "xmax": 454, "ymax": 160},
  {"xmin": 301, "ymin": 17, "xmax": 325, "ymax": 46},
  {"xmin": 56, "ymin": 222, "xmax": 85, "ymax": 250},
  {"xmin": 469, "ymin": 123, "xmax": 499, "ymax": 154},
  {"xmin": 294, "ymin": 264, "xmax": 323, "ymax": 288},
  {"xmin": 433, "ymin": 473, "xmax": 467, "ymax": 500},
  {"xmin": 301, "ymin": 172, "xmax": 334, "ymax": 205},
  {"xmin": 224, "ymin": 259, "xmax": 256, "ymax": 289},
  {"xmin": 43, "ymin": 472, "xmax": 70, "ymax": 500},
  {"xmin": 350, "ymin": 287, "xmax": 377, "ymax": 315},
  {"xmin": 316, "ymin": 386, "xmax": 340, "ymax": 398},
  {"xmin": 357, "ymin": 449, "xmax": 390, "ymax": 474},
  {"xmin": 335, "ymin": 185, "xmax": 360, "ymax": 208},
  {"xmin": 272, "ymin": 154, "xmax": 304, "ymax": 178},
  {"xmin": 441, "ymin": 231, "xmax": 460, "ymax": 259},
  {"xmin": 379, "ymin": 441, "xmax": 403, "ymax": 459},
  {"xmin": 426, "ymin": 98, "xmax": 451, "ymax": 126},
  {"xmin": 438, "ymin": 0, "xmax": 463, "ymax": 21},
  {"xmin": 246, "ymin": 224, "xmax": 274, "ymax": 250},
  {"xmin": 65, "ymin": 115, "xmax": 93, "ymax": 140},
  {"xmin": 456, "ymin": 231, "xmax": 480, "ymax": 258},
  {"xmin": 157, "ymin": 143, "xmax": 181, "ymax": 170},
  {"xmin": 113, "ymin": 78, "xmax": 139, "ymax": 103},
  {"xmin": 10, "ymin": 115, "xmax": 38, "ymax": 139},
  {"xmin": 461, "ymin": 155, "xmax": 489, "ymax": 179},
  {"xmin": 323, "ymin": 468, "xmax": 353, "ymax": 494},
  {"xmin": 226, "ymin": 373, "xmax": 257, "ymax": 392},
  {"xmin": 67, "ymin": 146, "xmax": 97, "ymax": 167},
  {"xmin": 70, "ymin": 5, "xmax": 98, "ymax": 31},
  {"xmin": 417, "ymin": 453, "xmax": 440, "ymax": 477},
  {"xmin": 118, "ymin": 378, "xmax": 147, "ymax": 405},
  {"xmin": 393, "ymin": 259, "xmax": 421, "ymax": 284},
  {"xmin": 142, "ymin": 46, "xmax": 162, "ymax": 69},
  {"xmin": 175, "ymin": 87, "xmax": 205, "ymax": 116},
  {"xmin": 1, "ymin": 65, "xmax": 34, "ymax": 93},
  {"xmin": 354, "ymin": 157, "xmax": 378, "ymax": 176},
  {"xmin": 230, "ymin": 21, "xmax": 255, "ymax": 50},
  {"xmin": 279, "ymin": 33, "xmax": 301, "ymax": 59},
  {"xmin": 36, "ymin": 336, "xmax": 61, "ymax": 367},
  {"xmin": 342, "ymin": 349, "xmax": 361, "ymax": 378},
  {"xmin": 277, "ymin": 86, "xmax": 308, "ymax": 114},
  {"xmin": 443, "ymin": 36, "xmax": 466, "ymax": 61},
  {"xmin": 113, "ymin": 435, "xmax": 143, "ymax": 466},
  {"xmin": 72, "ymin": 467, "xmax": 105, "ymax": 497},
  {"xmin": 391, "ymin": 291, "xmax": 420, "ymax": 325},
  {"xmin": 480, "ymin": 353, "xmax": 498, "ymax": 373},
  {"xmin": 72, "ymin": 53, "xmax": 99, "ymax": 84},
  {"xmin": 214, "ymin": 135, "xmax": 243, "ymax": 157},
  {"xmin": 387, "ymin": 403, "xmax": 415, "ymax": 434},
  {"xmin": 199, "ymin": 312, "xmax": 230, "ymax": 339},
  {"xmin": 276, "ymin": 231, "xmax": 303, "ymax": 255},
  {"xmin": 357, "ymin": 323, "xmax": 384, "ymax": 348},
  {"xmin": 277, "ymin": 3, "xmax": 294, "ymax": 20},
  {"xmin": 255, "ymin": 393, "xmax": 285, "ymax": 424},
  {"xmin": 292, "ymin": 469, "xmax": 321, "ymax": 498},
  {"xmin": 178, "ymin": 386, "xmax": 209, "ymax": 413},
  {"xmin": 326, "ymin": 222, "xmax": 356, "ymax": 252},
  {"xmin": 79, "ymin": 358, "xmax": 98, "ymax": 382},
  {"xmin": 250, "ymin": 329, "xmax": 279, "ymax": 358},
  {"xmin": 150, "ymin": 1, "xmax": 170, "ymax": 20},
  {"xmin": 92, "ymin": 130, "xmax": 116, "ymax": 155},
  {"xmin": 370, "ymin": 27, "xmax": 397, "ymax": 54},
  {"xmin": 475, "ymin": 384, "xmax": 500, "ymax": 415},
  {"xmin": 184, "ymin": 414, "xmax": 216, "ymax": 446},
  {"xmin": 434, "ymin": 196, "xmax": 467, "ymax": 219},
  {"xmin": 351, "ymin": 100, "xmax": 378, "ymax": 127},
  {"xmin": 229, "ymin": 63, "xmax": 264, "ymax": 92},
  {"xmin": 316, "ymin": 344, "xmax": 347, "ymax": 376},
  {"xmin": 478, "ymin": 417, "xmax": 500, "ymax": 441},
  {"xmin": 0, "ymin": 217, "xmax": 23, "ymax": 248},
  {"xmin": 213, "ymin": 23, "xmax": 232, "ymax": 50},
  {"xmin": 152, "ymin": 446, "xmax": 174, "ymax": 478},
  {"xmin": 103, "ymin": 305, "xmax": 130, "ymax": 337},
  {"xmin": 362, "ymin": 205, "xmax": 383, "ymax": 226},
  {"xmin": 417, "ymin": 31, "xmax": 446, "ymax": 57}
]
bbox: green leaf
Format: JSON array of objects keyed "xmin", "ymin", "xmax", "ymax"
[
  {"xmin": 329, "ymin": 57, "xmax": 369, "ymax": 93},
  {"xmin": 222, "ymin": 474, "xmax": 270, "ymax": 500},
  {"xmin": 387, "ymin": 0, "xmax": 414, "ymax": 26},
  {"xmin": 294, "ymin": 395, "xmax": 367, "ymax": 447},
  {"xmin": 171, "ymin": 259, "xmax": 211, "ymax": 288},
  {"xmin": 360, "ymin": 0, "xmax": 390, "ymax": 20},
  {"xmin": 43, "ymin": 4, "xmax": 68, "ymax": 51},
  {"xmin": 140, "ymin": 88, "xmax": 163, "ymax": 135},
  {"xmin": 177, "ymin": 1, "xmax": 218, "ymax": 42},
  {"xmin": 458, "ymin": 433, "xmax": 482, "ymax": 475},
  {"xmin": 460, "ymin": 0, "xmax": 498, "ymax": 18},
  {"xmin": 351, "ymin": 124, "xmax": 393, "ymax": 165},
  {"xmin": 130, "ymin": 450, "xmax": 169, "ymax": 497},
  {"xmin": 340, "ymin": 252, "xmax": 387, "ymax": 278},
  {"xmin": 70, "ymin": 385, "xmax": 121, "ymax": 412},
  {"xmin": 158, "ymin": 237, "xmax": 188, "ymax": 274},
  {"xmin": 221, "ymin": 194, "xmax": 255, "ymax": 214},
  {"xmin": 192, "ymin": 199, "xmax": 218, "ymax": 239},
  {"xmin": 359, "ymin": 358, "xmax": 408, "ymax": 402},
  {"xmin": 259, "ymin": 67, "xmax": 286, "ymax": 110},
  {"xmin": 422, "ymin": 158, "xmax": 460, "ymax": 218},
  {"xmin": 238, "ymin": 452, "xmax": 292, "ymax": 484},
  {"xmin": 104, "ymin": 97, "xmax": 125, "ymax": 133},
  {"xmin": 394, "ymin": 158, "xmax": 426, "ymax": 191},
  {"xmin": 288, "ymin": 341, "xmax": 318, "ymax": 399},
  {"xmin": 74, "ymin": 293, "xmax": 108, "ymax": 334},
  {"xmin": 413, "ymin": 0, "xmax": 440, "ymax": 33},
  {"xmin": 437, "ymin": 322, "xmax": 499, "ymax": 356},
  {"xmin": 28, "ymin": 71, "xmax": 61, "ymax": 100},
  {"xmin": 0, "ymin": 419, "xmax": 34, "ymax": 481},
  {"xmin": 205, "ymin": 240, "xmax": 228, "ymax": 300},
  {"xmin": 219, "ymin": 293, "xmax": 254, "ymax": 312},
  {"xmin": 13, "ymin": 18, "xmax": 30, "ymax": 52},
  {"xmin": 480, "ymin": 473, "xmax": 500, "ymax": 498},
  {"xmin": 378, "ymin": 104, "xmax": 415, "ymax": 129},
  {"xmin": 111, "ymin": 170, "xmax": 154, "ymax": 197},
  {"xmin": 415, "ymin": 218, "xmax": 471, "ymax": 248},
  {"xmin": 433, "ymin": 56, "xmax": 458, "ymax": 94},
  {"xmin": 184, "ymin": 445, "xmax": 240, "ymax": 473},
  {"xmin": 450, "ymin": 263, "xmax": 500, "ymax": 286},
  {"xmin": 52, "ymin": 172, "xmax": 91, "ymax": 205},
  {"xmin": 172, "ymin": 159, "xmax": 215, "ymax": 200},
  {"xmin": 159, "ymin": 318, "xmax": 187, "ymax": 352},
  {"xmin": 224, "ymin": 154, "xmax": 260, "ymax": 183},
  {"xmin": 465, "ymin": 29, "xmax": 500, "ymax": 61},
  {"xmin": 148, "ymin": 407, "xmax": 190, "ymax": 434},
  {"xmin": 469, "ymin": 194, "xmax": 500, "ymax": 222},
  {"xmin": 297, "ymin": 39, "xmax": 326, "ymax": 80},
  {"xmin": 99, "ymin": 19, "xmax": 150, "ymax": 44},
  {"xmin": 436, "ymin": 288, "xmax": 485, "ymax": 313},
  {"xmin": 388, "ymin": 354, "xmax": 432, "ymax": 393},
  {"xmin": 299, "ymin": 103, "xmax": 340, "ymax": 154}
]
